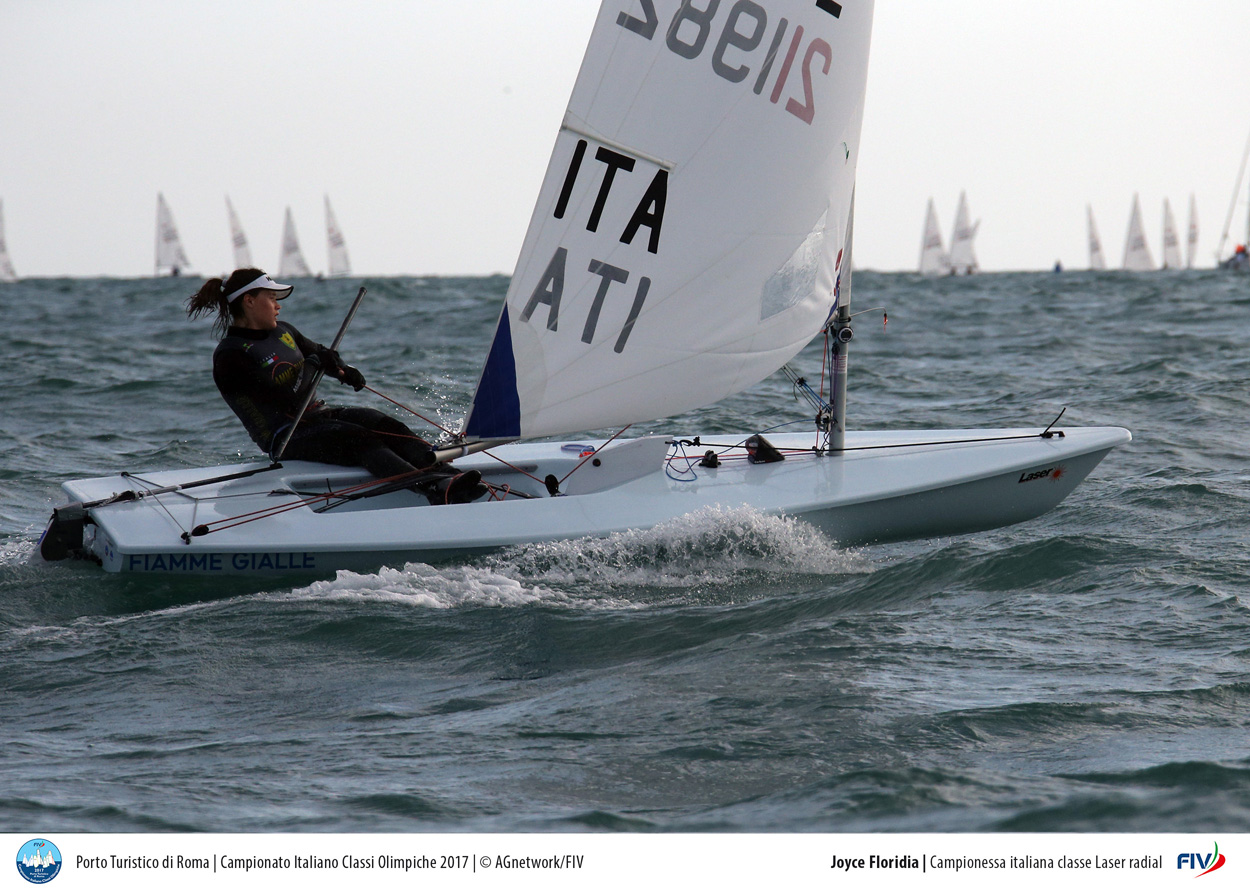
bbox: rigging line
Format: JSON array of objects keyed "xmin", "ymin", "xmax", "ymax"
[
  {"xmin": 558, "ymin": 424, "xmax": 632, "ymax": 485},
  {"xmin": 475, "ymin": 449, "xmax": 546, "ymax": 486},
  {"xmin": 692, "ymin": 431, "xmax": 1062, "ymax": 453},
  {"xmin": 194, "ymin": 467, "xmax": 436, "ymax": 535},
  {"xmin": 360, "ymin": 385, "xmax": 458, "ymax": 437},
  {"xmin": 145, "ymin": 488, "xmax": 190, "ymax": 540}
]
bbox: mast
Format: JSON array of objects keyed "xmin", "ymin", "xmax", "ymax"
[
  {"xmin": 1217, "ymin": 127, "xmax": 1250, "ymax": 262},
  {"xmin": 829, "ymin": 191, "xmax": 855, "ymax": 453}
]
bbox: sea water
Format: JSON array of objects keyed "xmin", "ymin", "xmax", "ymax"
[{"xmin": 1, "ymin": 271, "xmax": 1248, "ymax": 832}]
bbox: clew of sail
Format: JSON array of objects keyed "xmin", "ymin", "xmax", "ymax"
[
  {"xmin": 0, "ymin": 199, "xmax": 16, "ymax": 282},
  {"xmin": 326, "ymin": 196, "xmax": 351, "ymax": 277},
  {"xmin": 278, "ymin": 207, "xmax": 312, "ymax": 278},
  {"xmin": 466, "ymin": 0, "xmax": 872, "ymax": 441},
  {"xmin": 226, "ymin": 196, "xmax": 253, "ymax": 270},
  {"xmin": 155, "ymin": 192, "xmax": 191, "ymax": 276}
]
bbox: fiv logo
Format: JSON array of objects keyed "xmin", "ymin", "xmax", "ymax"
[
  {"xmin": 1177, "ymin": 841, "xmax": 1225, "ymax": 877},
  {"xmin": 15, "ymin": 839, "xmax": 62, "ymax": 884}
]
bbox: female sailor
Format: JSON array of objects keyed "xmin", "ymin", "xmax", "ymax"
[{"xmin": 186, "ymin": 268, "xmax": 484, "ymax": 504}]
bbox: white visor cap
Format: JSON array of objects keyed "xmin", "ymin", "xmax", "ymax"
[{"xmin": 225, "ymin": 273, "xmax": 294, "ymax": 303}]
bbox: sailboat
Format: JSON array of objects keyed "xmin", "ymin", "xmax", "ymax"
[
  {"xmin": 226, "ymin": 196, "xmax": 253, "ymax": 269},
  {"xmin": 0, "ymin": 199, "xmax": 17, "ymax": 282},
  {"xmin": 155, "ymin": 193, "xmax": 191, "ymax": 277},
  {"xmin": 1087, "ymin": 205, "xmax": 1106, "ymax": 271},
  {"xmin": 1122, "ymin": 193, "xmax": 1154, "ymax": 271},
  {"xmin": 1217, "ymin": 128, "xmax": 1250, "ymax": 271},
  {"xmin": 918, "ymin": 198, "xmax": 949, "ymax": 275},
  {"xmin": 325, "ymin": 196, "xmax": 351, "ymax": 277},
  {"xmin": 40, "ymin": 0, "xmax": 1129, "ymax": 576},
  {"xmin": 1160, "ymin": 198, "xmax": 1182, "ymax": 269},
  {"xmin": 947, "ymin": 191, "xmax": 979, "ymax": 275},
  {"xmin": 1186, "ymin": 194, "xmax": 1199, "ymax": 268},
  {"xmin": 278, "ymin": 207, "xmax": 313, "ymax": 278}
]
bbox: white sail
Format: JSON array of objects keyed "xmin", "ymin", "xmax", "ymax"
[
  {"xmin": 918, "ymin": 198, "xmax": 949, "ymax": 275},
  {"xmin": 466, "ymin": 0, "xmax": 873, "ymax": 441},
  {"xmin": 1087, "ymin": 204, "xmax": 1106, "ymax": 270},
  {"xmin": 278, "ymin": 207, "xmax": 312, "ymax": 278},
  {"xmin": 155, "ymin": 192, "xmax": 191, "ymax": 276},
  {"xmin": 0, "ymin": 199, "xmax": 17, "ymax": 282},
  {"xmin": 1160, "ymin": 198, "xmax": 1182, "ymax": 269},
  {"xmin": 1217, "ymin": 127, "xmax": 1250, "ymax": 266},
  {"xmin": 1122, "ymin": 193, "xmax": 1154, "ymax": 271},
  {"xmin": 947, "ymin": 191, "xmax": 979, "ymax": 275},
  {"xmin": 225, "ymin": 196, "xmax": 252, "ymax": 270},
  {"xmin": 1186, "ymin": 194, "xmax": 1198, "ymax": 268},
  {"xmin": 325, "ymin": 196, "xmax": 351, "ymax": 277}
]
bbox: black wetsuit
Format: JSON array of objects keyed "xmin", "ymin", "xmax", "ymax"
[{"xmin": 212, "ymin": 322, "xmax": 437, "ymax": 479}]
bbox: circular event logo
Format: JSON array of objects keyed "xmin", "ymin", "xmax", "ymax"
[{"xmin": 16, "ymin": 839, "xmax": 62, "ymax": 885}]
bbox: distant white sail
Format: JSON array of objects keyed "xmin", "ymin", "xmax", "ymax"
[
  {"xmin": 1087, "ymin": 205, "xmax": 1106, "ymax": 270},
  {"xmin": 155, "ymin": 192, "xmax": 191, "ymax": 277},
  {"xmin": 918, "ymin": 198, "xmax": 950, "ymax": 275},
  {"xmin": 1186, "ymin": 193, "xmax": 1199, "ymax": 268},
  {"xmin": 1122, "ymin": 194, "xmax": 1154, "ymax": 271},
  {"xmin": 0, "ymin": 199, "xmax": 17, "ymax": 282},
  {"xmin": 225, "ymin": 196, "xmax": 252, "ymax": 270},
  {"xmin": 1160, "ymin": 198, "xmax": 1182, "ymax": 269},
  {"xmin": 325, "ymin": 196, "xmax": 351, "ymax": 277},
  {"xmin": 948, "ymin": 191, "xmax": 979, "ymax": 275},
  {"xmin": 278, "ymin": 207, "xmax": 312, "ymax": 278}
]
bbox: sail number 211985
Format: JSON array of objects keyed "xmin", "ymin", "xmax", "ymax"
[{"xmin": 617, "ymin": 0, "xmax": 840, "ymax": 125}]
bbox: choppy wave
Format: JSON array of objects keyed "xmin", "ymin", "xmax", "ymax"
[{"xmin": 4, "ymin": 273, "xmax": 1250, "ymax": 832}]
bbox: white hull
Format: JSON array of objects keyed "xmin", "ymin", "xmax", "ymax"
[{"xmin": 49, "ymin": 427, "xmax": 1130, "ymax": 576}]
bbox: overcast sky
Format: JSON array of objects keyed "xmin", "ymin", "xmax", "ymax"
[{"xmin": 3, "ymin": 0, "xmax": 1249, "ymax": 277}]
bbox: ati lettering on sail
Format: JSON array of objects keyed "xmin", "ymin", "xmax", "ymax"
[{"xmin": 518, "ymin": 138, "xmax": 663, "ymax": 354}]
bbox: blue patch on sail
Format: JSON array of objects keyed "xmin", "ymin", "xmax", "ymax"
[{"xmin": 465, "ymin": 312, "xmax": 521, "ymax": 438}]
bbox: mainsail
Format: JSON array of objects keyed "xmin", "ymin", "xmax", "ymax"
[
  {"xmin": 948, "ymin": 191, "xmax": 979, "ymax": 275},
  {"xmin": 466, "ymin": 0, "xmax": 873, "ymax": 441},
  {"xmin": 278, "ymin": 207, "xmax": 312, "ymax": 278},
  {"xmin": 226, "ymin": 196, "xmax": 253, "ymax": 270},
  {"xmin": 155, "ymin": 192, "xmax": 191, "ymax": 276},
  {"xmin": 1087, "ymin": 205, "xmax": 1106, "ymax": 270},
  {"xmin": 1122, "ymin": 193, "xmax": 1154, "ymax": 271},
  {"xmin": 1186, "ymin": 193, "xmax": 1199, "ymax": 268},
  {"xmin": 0, "ymin": 199, "xmax": 17, "ymax": 282},
  {"xmin": 1160, "ymin": 198, "xmax": 1182, "ymax": 269},
  {"xmin": 325, "ymin": 196, "xmax": 351, "ymax": 277},
  {"xmin": 918, "ymin": 198, "xmax": 949, "ymax": 275}
]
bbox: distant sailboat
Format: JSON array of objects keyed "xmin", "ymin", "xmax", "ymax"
[
  {"xmin": 1087, "ymin": 205, "xmax": 1106, "ymax": 270},
  {"xmin": 225, "ymin": 196, "xmax": 253, "ymax": 270},
  {"xmin": 1217, "ymin": 128, "xmax": 1250, "ymax": 271},
  {"xmin": 1160, "ymin": 198, "xmax": 1182, "ymax": 269},
  {"xmin": 278, "ymin": 207, "xmax": 312, "ymax": 278},
  {"xmin": 1122, "ymin": 194, "xmax": 1154, "ymax": 271},
  {"xmin": 0, "ymin": 199, "xmax": 17, "ymax": 282},
  {"xmin": 325, "ymin": 196, "xmax": 351, "ymax": 277},
  {"xmin": 1186, "ymin": 194, "xmax": 1199, "ymax": 268},
  {"xmin": 948, "ymin": 191, "xmax": 979, "ymax": 275},
  {"xmin": 918, "ymin": 198, "xmax": 949, "ymax": 275},
  {"xmin": 155, "ymin": 192, "xmax": 191, "ymax": 277}
]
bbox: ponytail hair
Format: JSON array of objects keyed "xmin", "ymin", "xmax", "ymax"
[{"xmin": 186, "ymin": 267, "xmax": 266, "ymax": 338}]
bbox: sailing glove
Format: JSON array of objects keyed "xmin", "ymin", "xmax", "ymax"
[
  {"xmin": 339, "ymin": 365, "xmax": 366, "ymax": 391},
  {"xmin": 313, "ymin": 346, "xmax": 343, "ymax": 371}
]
